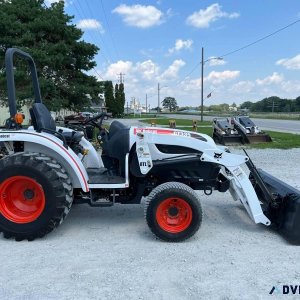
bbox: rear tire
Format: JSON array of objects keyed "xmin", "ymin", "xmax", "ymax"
[
  {"xmin": 145, "ymin": 182, "xmax": 202, "ymax": 242},
  {"xmin": 0, "ymin": 152, "xmax": 73, "ymax": 241}
]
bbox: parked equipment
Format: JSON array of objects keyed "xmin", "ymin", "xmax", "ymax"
[
  {"xmin": 212, "ymin": 118, "xmax": 243, "ymax": 145},
  {"xmin": 213, "ymin": 116, "xmax": 272, "ymax": 145},
  {"xmin": 0, "ymin": 48, "xmax": 299, "ymax": 243},
  {"xmin": 232, "ymin": 115, "xmax": 272, "ymax": 144}
]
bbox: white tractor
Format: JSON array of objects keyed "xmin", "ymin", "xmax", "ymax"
[{"xmin": 0, "ymin": 48, "xmax": 299, "ymax": 243}]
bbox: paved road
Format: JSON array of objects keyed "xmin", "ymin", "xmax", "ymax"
[{"xmin": 158, "ymin": 114, "xmax": 300, "ymax": 134}]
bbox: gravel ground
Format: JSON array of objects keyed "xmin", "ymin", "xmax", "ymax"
[{"xmin": 0, "ymin": 148, "xmax": 300, "ymax": 300}]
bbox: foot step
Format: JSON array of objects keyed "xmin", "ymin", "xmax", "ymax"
[{"xmin": 89, "ymin": 198, "xmax": 113, "ymax": 207}]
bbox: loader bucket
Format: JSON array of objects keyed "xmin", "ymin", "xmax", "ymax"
[
  {"xmin": 256, "ymin": 169, "xmax": 300, "ymax": 244},
  {"xmin": 245, "ymin": 133, "xmax": 272, "ymax": 144},
  {"xmin": 216, "ymin": 134, "xmax": 244, "ymax": 145},
  {"xmin": 213, "ymin": 131, "xmax": 244, "ymax": 145}
]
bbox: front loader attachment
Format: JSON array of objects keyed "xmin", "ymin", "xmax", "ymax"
[
  {"xmin": 245, "ymin": 150, "xmax": 300, "ymax": 244},
  {"xmin": 216, "ymin": 134, "xmax": 244, "ymax": 145},
  {"xmin": 243, "ymin": 133, "xmax": 272, "ymax": 144}
]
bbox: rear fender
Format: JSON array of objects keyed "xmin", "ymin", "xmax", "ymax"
[{"xmin": 0, "ymin": 131, "xmax": 89, "ymax": 192}]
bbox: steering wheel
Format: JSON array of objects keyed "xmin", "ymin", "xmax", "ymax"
[{"xmin": 83, "ymin": 113, "xmax": 110, "ymax": 129}]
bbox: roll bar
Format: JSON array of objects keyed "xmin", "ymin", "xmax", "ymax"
[{"xmin": 5, "ymin": 48, "xmax": 42, "ymax": 117}]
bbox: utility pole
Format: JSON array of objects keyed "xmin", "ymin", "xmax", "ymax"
[
  {"xmin": 146, "ymin": 94, "xmax": 148, "ymax": 114},
  {"xmin": 126, "ymin": 101, "xmax": 129, "ymax": 115},
  {"xmin": 117, "ymin": 73, "xmax": 125, "ymax": 84},
  {"xmin": 157, "ymin": 83, "xmax": 160, "ymax": 114},
  {"xmin": 201, "ymin": 47, "xmax": 204, "ymax": 122},
  {"xmin": 268, "ymin": 98, "xmax": 278, "ymax": 113}
]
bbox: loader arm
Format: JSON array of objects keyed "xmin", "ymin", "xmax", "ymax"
[
  {"xmin": 200, "ymin": 149, "xmax": 271, "ymax": 225},
  {"xmin": 226, "ymin": 165, "xmax": 271, "ymax": 225}
]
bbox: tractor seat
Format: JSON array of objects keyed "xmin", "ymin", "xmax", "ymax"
[
  {"xmin": 30, "ymin": 103, "xmax": 83, "ymax": 145},
  {"xmin": 102, "ymin": 121, "xmax": 130, "ymax": 176}
]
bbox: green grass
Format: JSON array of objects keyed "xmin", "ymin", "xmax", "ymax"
[
  {"xmin": 140, "ymin": 118, "xmax": 211, "ymax": 126},
  {"xmin": 175, "ymin": 126, "xmax": 212, "ymax": 135},
  {"xmin": 249, "ymin": 131, "xmax": 300, "ymax": 149},
  {"xmin": 248, "ymin": 113, "xmax": 300, "ymax": 121}
]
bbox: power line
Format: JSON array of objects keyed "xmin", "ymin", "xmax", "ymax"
[
  {"xmin": 93, "ymin": 69, "xmax": 105, "ymax": 81},
  {"xmin": 219, "ymin": 19, "xmax": 300, "ymax": 59},
  {"xmin": 73, "ymin": 0, "xmax": 112, "ymax": 64},
  {"xmin": 84, "ymin": 0, "xmax": 114, "ymax": 63},
  {"xmin": 100, "ymin": 0, "xmax": 120, "ymax": 60},
  {"xmin": 178, "ymin": 18, "xmax": 300, "ymax": 83}
]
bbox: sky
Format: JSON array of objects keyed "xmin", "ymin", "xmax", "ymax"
[{"xmin": 47, "ymin": 0, "xmax": 300, "ymax": 108}]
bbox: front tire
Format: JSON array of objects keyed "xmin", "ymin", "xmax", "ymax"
[
  {"xmin": 145, "ymin": 182, "xmax": 202, "ymax": 242},
  {"xmin": 0, "ymin": 153, "xmax": 73, "ymax": 241}
]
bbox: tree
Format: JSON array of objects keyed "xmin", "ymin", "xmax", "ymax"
[
  {"xmin": 0, "ymin": 0, "xmax": 102, "ymax": 111},
  {"xmin": 104, "ymin": 81, "xmax": 114, "ymax": 114},
  {"xmin": 162, "ymin": 97, "xmax": 177, "ymax": 112},
  {"xmin": 118, "ymin": 83, "xmax": 125, "ymax": 114},
  {"xmin": 296, "ymin": 96, "xmax": 300, "ymax": 111},
  {"xmin": 240, "ymin": 101, "xmax": 253, "ymax": 110}
]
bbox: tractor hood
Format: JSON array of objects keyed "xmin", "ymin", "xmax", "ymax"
[{"xmin": 131, "ymin": 127, "xmax": 217, "ymax": 149}]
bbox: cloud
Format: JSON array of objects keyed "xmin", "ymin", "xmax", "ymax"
[
  {"xmin": 160, "ymin": 60, "xmax": 186, "ymax": 81},
  {"xmin": 256, "ymin": 72, "xmax": 284, "ymax": 85},
  {"xmin": 94, "ymin": 58, "xmax": 300, "ymax": 106},
  {"xmin": 230, "ymin": 81, "xmax": 255, "ymax": 93},
  {"xmin": 207, "ymin": 57, "xmax": 226, "ymax": 66},
  {"xmin": 186, "ymin": 3, "xmax": 239, "ymax": 28},
  {"xmin": 168, "ymin": 39, "xmax": 193, "ymax": 54},
  {"xmin": 97, "ymin": 59, "xmax": 185, "ymax": 87},
  {"xmin": 104, "ymin": 61, "xmax": 133, "ymax": 79},
  {"xmin": 112, "ymin": 4, "xmax": 163, "ymax": 28},
  {"xmin": 136, "ymin": 60, "xmax": 159, "ymax": 80},
  {"xmin": 77, "ymin": 19, "xmax": 104, "ymax": 33},
  {"xmin": 281, "ymin": 80, "xmax": 300, "ymax": 94},
  {"xmin": 205, "ymin": 70, "xmax": 240, "ymax": 84},
  {"xmin": 276, "ymin": 54, "xmax": 300, "ymax": 70}
]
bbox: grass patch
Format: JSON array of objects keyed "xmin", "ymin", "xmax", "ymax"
[
  {"xmin": 175, "ymin": 126, "xmax": 212, "ymax": 135},
  {"xmin": 249, "ymin": 113, "xmax": 300, "ymax": 121},
  {"xmin": 140, "ymin": 118, "xmax": 211, "ymax": 126},
  {"xmin": 249, "ymin": 131, "xmax": 300, "ymax": 149}
]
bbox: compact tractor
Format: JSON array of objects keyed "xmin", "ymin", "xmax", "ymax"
[{"xmin": 0, "ymin": 49, "xmax": 299, "ymax": 243}]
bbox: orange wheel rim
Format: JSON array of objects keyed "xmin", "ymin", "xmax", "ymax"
[
  {"xmin": 156, "ymin": 197, "xmax": 192, "ymax": 233},
  {"xmin": 0, "ymin": 176, "xmax": 45, "ymax": 224}
]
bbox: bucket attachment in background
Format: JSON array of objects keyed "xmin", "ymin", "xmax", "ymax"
[
  {"xmin": 232, "ymin": 116, "xmax": 272, "ymax": 144},
  {"xmin": 243, "ymin": 133, "xmax": 272, "ymax": 144},
  {"xmin": 214, "ymin": 133, "xmax": 244, "ymax": 145}
]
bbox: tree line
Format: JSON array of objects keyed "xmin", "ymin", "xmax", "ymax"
[{"xmin": 240, "ymin": 96, "xmax": 300, "ymax": 112}]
